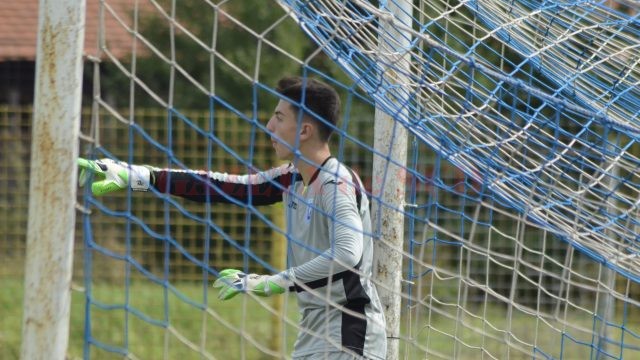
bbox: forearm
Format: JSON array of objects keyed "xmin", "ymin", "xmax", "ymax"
[
  {"xmin": 291, "ymin": 201, "xmax": 364, "ymax": 283},
  {"xmin": 152, "ymin": 164, "xmax": 294, "ymax": 204}
]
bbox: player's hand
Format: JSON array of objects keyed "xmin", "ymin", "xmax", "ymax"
[
  {"xmin": 213, "ymin": 269, "xmax": 289, "ymax": 300},
  {"xmin": 78, "ymin": 157, "xmax": 153, "ymax": 196}
]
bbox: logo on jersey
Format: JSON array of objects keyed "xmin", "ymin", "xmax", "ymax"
[{"xmin": 304, "ymin": 202, "xmax": 313, "ymax": 223}]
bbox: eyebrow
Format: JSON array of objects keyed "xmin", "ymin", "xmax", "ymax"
[{"xmin": 274, "ymin": 110, "xmax": 285, "ymax": 117}]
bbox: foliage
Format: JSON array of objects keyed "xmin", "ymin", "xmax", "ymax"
[{"xmin": 98, "ymin": 0, "xmax": 346, "ymax": 112}]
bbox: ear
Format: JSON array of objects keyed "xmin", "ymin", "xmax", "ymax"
[{"xmin": 299, "ymin": 122, "xmax": 314, "ymax": 141}]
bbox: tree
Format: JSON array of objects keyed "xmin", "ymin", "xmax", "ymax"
[{"xmin": 99, "ymin": 0, "xmax": 344, "ymax": 112}]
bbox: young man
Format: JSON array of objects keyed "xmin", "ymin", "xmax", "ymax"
[{"xmin": 78, "ymin": 76, "xmax": 387, "ymax": 359}]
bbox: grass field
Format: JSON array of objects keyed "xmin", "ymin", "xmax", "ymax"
[
  {"xmin": 3, "ymin": 277, "xmax": 639, "ymax": 359},
  {"xmin": 1, "ymin": 277, "xmax": 300, "ymax": 359}
]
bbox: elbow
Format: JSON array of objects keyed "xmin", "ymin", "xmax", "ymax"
[
  {"xmin": 343, "ymin": 252, "xmax": 361, "ymax": 269},
  {"xmin": 332, "ymin": 226, "xmax": 364, "ymax": 269},
  {"xmin": 335, "ymin": 246, "xmax": 362, "ymax": 269}
]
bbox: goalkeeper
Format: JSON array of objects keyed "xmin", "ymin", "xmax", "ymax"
[{"xmin": 78, "ymin": 76, "xmax": 387, "ymax": 359}]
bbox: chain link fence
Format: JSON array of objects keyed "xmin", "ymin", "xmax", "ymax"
[
  {"xmin": 0, "ymin": 105, "xmax": 378, "ymax": 283},
  {"xmin": 2, "ymin": 105, "xmax": 620, "ymax": 307}
]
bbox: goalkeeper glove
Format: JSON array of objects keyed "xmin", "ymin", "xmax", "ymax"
[
  {"xmin": 78, "ymin": 157, "xmax": 154, "ymax": 196},
  {"xmin": 213, "ymin": 269, "xmax": 291, "ymax": 300}
]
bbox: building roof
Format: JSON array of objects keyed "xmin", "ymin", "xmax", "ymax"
[{"xmin": 0, "ymin": 0, "xmax": 151, "ymax": 61}]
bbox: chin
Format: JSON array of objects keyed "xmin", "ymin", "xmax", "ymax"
[
  {"xmin": 277, "ymin": 152, "xmax": 294, "ymax": 161},
  {"xmin": 273, "ymin": 150, "xmax": 287, "ymax": 161},
  {"xmin": 273, "ymin": 145, "xmax": 293, "ymax": 161}
]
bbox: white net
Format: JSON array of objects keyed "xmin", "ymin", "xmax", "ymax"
[{"xmin": 78, "ymin": 0, "xmax": 640, "ymax": 359}]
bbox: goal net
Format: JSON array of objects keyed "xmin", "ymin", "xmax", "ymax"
[{"xmin": 78, "ymin": 0, "xmax": 640, "ymax": 359}]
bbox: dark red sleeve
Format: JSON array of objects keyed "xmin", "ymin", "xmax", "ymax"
[{"xmin": 152, "ymin": 166, "xmax": 296, "ymax": 205}]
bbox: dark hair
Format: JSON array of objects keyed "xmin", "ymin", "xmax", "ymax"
[{"xmin": 276, "ymin": 76, "xmax": 341, "ymax": 142}]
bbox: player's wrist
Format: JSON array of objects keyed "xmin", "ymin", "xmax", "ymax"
[
  {"xmin": 260, "ymin": 272, "xmax": 290, "ymax": 296},
  {"xmin": 146, "ymin": 167, "xmax": 157, "ymax": 187},
  {"xmin": 268, "ymin": 270, "xmax": 294, "ymax": 292},
  {"xmin": 127, "ymin": 164, "xmax": 156, "ymax": 191}
]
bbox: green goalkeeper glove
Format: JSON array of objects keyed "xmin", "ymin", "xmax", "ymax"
[
  {"xmin": 78, "ymin": 157, "xmax": 154, "ymax": 196},
  {"xmin": 213, "ymin": 269, "xmax": 291, "ymax": 300}
]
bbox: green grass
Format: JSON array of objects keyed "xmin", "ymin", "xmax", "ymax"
[
  {"xmin": 1, "ymin": 279, "xmax": 23, "ymax": 359},
  {"xmin": 3, "ymin": 277, "xmax": 640, "ymax": 359},
  {"xmin": 1, "ymin": 278, "xmax": 300, "ymax": 359}
]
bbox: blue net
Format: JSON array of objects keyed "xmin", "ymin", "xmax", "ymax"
[
  {"xmin": 281, "ymin": 0, "xmax": 640, "ymax": 280},
  {"xmin": 79, "ymin": 0, "xmax": 640, "ymax": 359}
]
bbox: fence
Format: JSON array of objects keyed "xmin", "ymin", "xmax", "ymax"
[
  {"xmin": 0, "ymin": 106, "xmax": 278, "ymax": 281},
  {"xmin": 0, "ymin": 106, "xmax": 31, "ymax": 277},
  {"xmin": 0, "ymin": 105, "xmax": 379, "ymax": 282},
  {"xmin": 0, "ymin": 105, "xmax": 617, "ymax": 306}
]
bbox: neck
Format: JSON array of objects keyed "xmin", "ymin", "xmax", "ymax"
[{"xmin": 295, "ymin": 144, "xmax": 332, "ymax": 185}]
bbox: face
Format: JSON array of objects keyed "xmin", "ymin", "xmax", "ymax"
[{"xmin": 266, "ymin": 100, "xmax": 306, "ymax": 161}]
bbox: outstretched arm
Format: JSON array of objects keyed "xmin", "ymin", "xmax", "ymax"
[
  {"xmin": 78, "ymin": 157, "xmax": 297, "ymax": 206},
  {"xmin": 152, "ymin": 164, "xmax": 297, "ymax": 205}
]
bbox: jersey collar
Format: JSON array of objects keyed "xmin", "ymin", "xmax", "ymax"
[{"xmin": 307, "ymin": 156, "xmax": 334, "ymax": 186}]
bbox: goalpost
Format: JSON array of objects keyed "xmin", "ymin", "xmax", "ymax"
[
  {"xmin": 370, "ymin": 1, "xmax": 411, "ymax": 358},
  {"xmin": 67, "ymin": 0, "xmax": 640, "ymax": 359},
  {"xmin": 21, "ymin": 0, "xmax": 86, "ymax": 359}
]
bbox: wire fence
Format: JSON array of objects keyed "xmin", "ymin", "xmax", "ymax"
[
  {"xmin": 0, "ymin": 105, "xmax": 378, "ymax": 282},
  {"xmin": 1, "ymin": 105, "xmax": 284, "ymax": 281},
  {"xmin": 2, "ymin": 104, "xmax": 630, "ymax": 307}
]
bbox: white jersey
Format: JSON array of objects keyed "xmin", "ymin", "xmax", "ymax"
[
  {"xmin": 283, "ymin": 157, "xmax": 386, "ymax": 359},
  {"xmin": 153, "ymin": 157, "xmax": 387, "ymax": 359}
]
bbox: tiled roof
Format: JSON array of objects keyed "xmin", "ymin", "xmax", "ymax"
[{"xmin": 0, "ymin": 0, "xmax": 152, "ymax": 61}]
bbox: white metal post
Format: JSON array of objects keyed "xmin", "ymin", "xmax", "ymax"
[
  {"xmin": 371, "ymin": 1, "xmax": 412, "ymax": 359},
  {"xmin": 21, "ymin": 0, "xmax": 86, "ymax": 359}
]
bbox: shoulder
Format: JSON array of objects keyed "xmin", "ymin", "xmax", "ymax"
[
  {"xmin": 316, "ymin": 158, "xmax": 352, "ymax": 184},
  {"xmin": 316, "ymin": 159, "xmax": 361, "ymax": 200},
  {"xmin": 316, "ymin": 158, "xmax": 362, "ymax": 188}
]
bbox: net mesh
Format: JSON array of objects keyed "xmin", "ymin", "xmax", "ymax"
[{"xmin": 78, "ymin": 0, "xmax": 640, "ymax": 359}]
